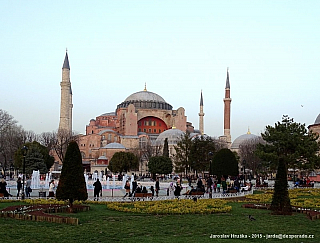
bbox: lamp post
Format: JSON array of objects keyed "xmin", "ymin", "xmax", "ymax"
[
  {"xmin": 22, "ymin": 146, "xmax": 28, "ymax": 199},
  {"xmin": 208, "ymin": 152, "xmax": 213, "ymax": 198},
  {"xmin": 242, "ymin": 159, "xmax": 246, "ymax": 185},
  {"xmin": 9, "ymin": 160, "xmax": 13, "ymax": 180}
]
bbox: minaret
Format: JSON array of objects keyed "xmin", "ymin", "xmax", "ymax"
[
  {"xmin": 59, "ymin": 50, "xmax": 73, "ymax": 132},
  {"xmin": 223, "ymin": 68, "xmax": 232, "ymax": 145},
  {"xmin": 199, "ymin": 90, "xmax": 205, "ymax": 135}
]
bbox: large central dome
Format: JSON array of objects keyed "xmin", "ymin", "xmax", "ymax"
[
  {"xmin": 117, "ymin": 89, "xmax": 173, "ymax": 110},
  {"xmin": 125, "ymin": 90, "xmax": 167, "ymax": 103}
]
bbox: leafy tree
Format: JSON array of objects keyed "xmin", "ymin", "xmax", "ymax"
[
  {"xmin": 173, "ymin": 131, "xmax": 192, "ymax": 173},
  {"xmin": 56, "ymin": 141, "xmax": 88, "ymax": 207},
  {"xmin": 211, "ymin": 148, "xmax": 239, "ymax": 179},
  {"xmin": 14, "ymin": 141, "xmax": 54, "ymax": 174},
  {"xmin": 256, "ymin": 115, "xmax": 320, "ymax": 171},
  {"xmin": 148, "ymin": 156, "xmax": 173, "ymax": 179},
  {"xmin": 189, "ymin": 135, "xmax": 218, "ymax": 173},
  {"xmin": 270, "ymin": 158, "xmax": 292, "ymax": 214},
  {"xmin": 256, "ymin": 116, "xmax": 320, "ymax": 214},
  {"xmin": 163, "ymin": 138, "xmax": 169, "ymax": 157},
  {"xmin": 108, "ymin": 151, "xmax": 139, "ymax": 173}
]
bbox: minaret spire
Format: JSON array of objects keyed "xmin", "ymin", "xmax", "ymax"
[
  {"xmin": 223, "ymin": 68, "xmax": 232, "ymax": 146},
  {"xmin": 199, "ymin": 90, "xmax": 205, "ymax": 135},
  {"xmin": 62, "ymin": 50, "xmax": 70, "ymax": 70},
  {"xmin": 59, "ymin": 50, "xmax": 73, "ymax": 132}
]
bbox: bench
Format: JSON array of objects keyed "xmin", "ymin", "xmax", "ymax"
[
  {"xmin": 133, "ymin": 193, "xmax": 153, "ymax": 201},
  {"xmin": 227, "ymin": 189, "xmax": 238, "ymax": 193},
  {"xmin": 298, "ymin": 184, "xmax": 313, "ymax": 188},
  {"xmin": 189, "ymin": 191, "xmax": 205, "ymax": 196},
  {"xmin": 255, "ymin": 184, "xmax": 268, "ymax": 188}
]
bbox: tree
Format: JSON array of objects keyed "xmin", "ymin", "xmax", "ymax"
[
  {"xmin": 173, "ymin": 131, "xmax": 192, "ymax": 173},
  {"xmin": 14, "ymin": 141, "xmax": 54, "ymax": 174},
  {"xmin": 148, "ymin": 156, "xmax": 173, "ymax": 179},
  {"xmin": 0, "ymin": 110, "xmax": 26, "ymax": 174},
  {"xmin": 108, "ymin": 151, "xmax": 139, "ymax": 173},
  {"xmin": 211, "ymin": 148, "xmax": 239, "ymax": 179},
  {"xmin": 256, "ymin": 115, "xmax": 320, "ymax": 172},
  {"xmin": 238, "ymin": 137, "xmax": 265, "ymax": 177},
  {"xmin": 189, "ymin": 135, "xmax": 218, "ymax": 174},
  {"xmin": 163, "ymin": 138, "xmax": 169, "ymax": 157},
  {"xmin": 256, "ymin": 115, "xmax": 320, "ymax": 214},
  {"xmin": 56, "ymin": 141, "xmax": 88, "ymax": 207},
  {"xmin": 270, "ymin": 158, "xmax": 292, "ymax": 215},
  {"xmin": 51, "ymin": 129, "xmax": 78, "ymax": 163}
]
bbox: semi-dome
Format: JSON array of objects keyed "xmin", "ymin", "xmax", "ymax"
[
  {"xmin": 231, "ymin": 133, "xmax": 259, "ymax": 150},
  {"xmin": 102, "ymin": 142, "xmax": 126, "ymax": 149},
  {"xmin": 117, "ymin": 89, "xmax": 173, "ymax": 111},
  {"xmin": 155, "ymin": 128, "xmax": 184, "ymax": 145}
]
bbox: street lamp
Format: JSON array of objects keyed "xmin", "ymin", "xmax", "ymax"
[
  {"xmin": 22, "ymin": 146, "xmax": 28, "ymax": 199},
  {"xmin": 208, "ymin": 152, "xmax": 213, "ymax": 198},
  {"xmin": 9, "ymin": 159, "xmax": 14, "ymax": 180},
  {"xmin": 242, "ymin": 159, "xmax": 246, "ymax": 185}
]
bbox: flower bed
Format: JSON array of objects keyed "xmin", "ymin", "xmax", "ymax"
[
  {"xmin": 106, "ymin": 199, "xmax": 231, "ymax": 215},
  {"xmin": 242, "ymin": 203, "xmax": 320, "ymax": 220},
  {"xmin": 0, "ymin": 204, "xmax": 90, "ymax": 225}
]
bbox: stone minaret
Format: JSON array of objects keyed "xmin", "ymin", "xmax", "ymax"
[
  {"xmin": 58, "ymin": 51, "xmax": 73, "ymax": 132},
  {"xmin": 199, "ymin": 90, "xmax": 205, "ymax": 135},
  {"xmin": 223, "ymin": 68, "xmax": 232, "ymax": 145}
]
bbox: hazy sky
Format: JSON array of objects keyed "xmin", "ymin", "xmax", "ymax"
[{"xmin": 1, "ymin": 1, "xmax": 319, "ymax": 141}]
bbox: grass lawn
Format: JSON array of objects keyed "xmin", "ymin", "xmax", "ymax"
[{"xmin": 1, "ymin": 200, "xmax": 319, "ymax": 243}]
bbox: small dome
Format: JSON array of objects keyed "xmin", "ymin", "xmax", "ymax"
[
  {"xmin": 231, "ymin": 133, "xmax": 259, "ymax": 150},
  {"xmin": 155, "ymin": 129, "xmax": 184, "ymax": 145},
  {"xmin": 125, "ymin": 90, "xmax": 166, "ymax": 103},
  {"xmin": 102, "ymin": 143, "xmax": 126, "ymax": 149},
  {"xmin": 314, "ymin": 114, "xmax": 320, "ymax": 125}
]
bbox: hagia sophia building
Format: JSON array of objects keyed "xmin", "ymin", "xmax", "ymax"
[{"xmin": 58, "ymin": 51, "xmax": 320, "ymax": 175}]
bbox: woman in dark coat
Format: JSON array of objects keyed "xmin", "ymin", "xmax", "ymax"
[
  {"xmin": 93, "ymin": 179, "xmax": 102, "ymax": 201},
  {"xmin": 17, "ymin": 177, "xmax": 22, "ymax": 197}
]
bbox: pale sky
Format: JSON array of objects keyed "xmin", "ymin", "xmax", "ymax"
[{"xmin": 1, "ymin": 1, "xmax": 319, "ymax": 142}]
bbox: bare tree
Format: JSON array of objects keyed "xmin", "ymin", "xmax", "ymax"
[
  {"xmin": 0, "ymin": 110, "xmax": 25, "ymax": 173},
  {"xmin": 51, "ymin": 129, "xmax": 79, "ymax": 163},
  {"xmin": 238, "ymin": 136, "xmax": 265, "ymax": 177}
]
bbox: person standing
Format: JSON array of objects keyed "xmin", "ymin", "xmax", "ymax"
[
  {"xmin": 123, "ymin": 180, "xmax": 130, "ymax": 198},
  {"xmin": 17, "ymin": 177, "xmax": 22, "ymax": 198},
  {"xmin": 132, "ymin": 179, "xmax": 137, "ymax": 196},
  {"xmin": 93, "ymin": 178, "xmax": 102, "ymax": 201},
  {"xmin": 25, "ymin": 177, "xmax": 32, "ymax": 198},
  {"xmin": 155, "ymin": 178, "xmax": 160, "ymax": 197},
  {"xmin": 48, "ymin": 179, "xmax": 55, "ymax": 197}
]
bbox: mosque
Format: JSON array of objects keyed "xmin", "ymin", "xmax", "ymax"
[
  {"xmin": 58, "ymin": 51, "xmax": 320, "ymax": 175},
  {"xmin": 58, "ymin": 51, "xmax": 233, "ymax": 174}
]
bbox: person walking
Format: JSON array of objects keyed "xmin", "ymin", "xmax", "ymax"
[
  {"xmin": 25, "ymin": 177, "xmax": 32, "ymax": 198},
  {"xmin": 155, "ymin": 178, "xmax": 160, "ymax": 197},
  {"xmin": 123, "ymin": 180, "xmax": 130, "ymax": 198},
  {"xmin": 48, "ymin": 179, "xmax": 55, "ymax": 197},
  {"xmin": 132, "ymin": 179, "xmax": 137, "ymax": 196},
  {"xmin": 17, "ymin": 177, "xmax": 22, "ymax": 198},
  {"xmin": 93, "ymin": 178, "xmax": 102, "ymax": 201}
]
